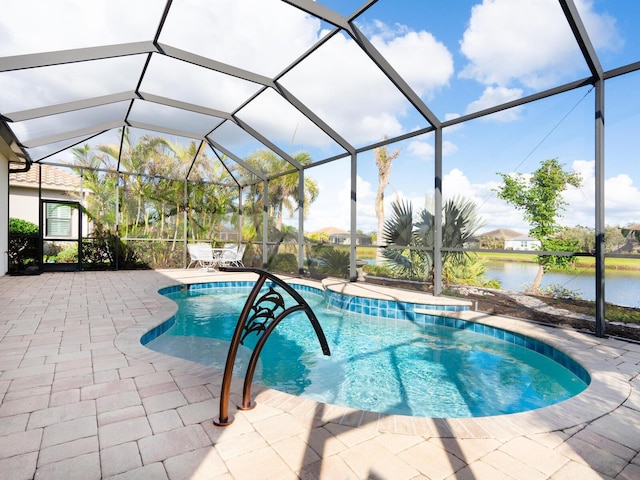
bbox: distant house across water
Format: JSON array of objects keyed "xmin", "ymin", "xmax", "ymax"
[
  {"xmin": 504, "ymin": 235, "xmax": 542, "ymax": 251},
  {"xmin": 476, "ymin": 228, "xmax": 541, "ymax": 251},
  {"xmin": 312, "ymin": 227, "xmax": 373, "ymax": 246}
]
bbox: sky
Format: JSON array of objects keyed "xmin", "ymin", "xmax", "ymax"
[
  {"xmin": 1, "ymin": 0, "xmax": 639, "ymax": 236},
  {"xmin": 295, "ymin": 0, "xmax": 640, "ymax": 235}
]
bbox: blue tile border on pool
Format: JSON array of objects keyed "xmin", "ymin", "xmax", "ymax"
[
  {"xmin": 413, "ymin": 310, "xmax": 590, "ymax": 384},
  {"xmin": 140, "ymin": 315, "xmax": 175, "ymax": 345},
  {"xmin": 152, "ymin": 280, "xmax": 590, "ymax": 385}
]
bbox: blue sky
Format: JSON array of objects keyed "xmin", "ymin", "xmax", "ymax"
[
  {"xmin": 1, "ymin": 0, "xmax": 638, "ymax": 236},
  {"xmin": 296, "ymin": 0, "xmax": 640, "ymax": 234}
]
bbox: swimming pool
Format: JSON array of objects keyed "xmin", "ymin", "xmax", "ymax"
[{"xmin": 143, "ymin": 281, "xmax": 589, "ymax": 418}]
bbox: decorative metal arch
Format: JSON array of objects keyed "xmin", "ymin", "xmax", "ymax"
[{"xmin": 214, "ymin": 267, "xmax": 330, "ymax": 427}]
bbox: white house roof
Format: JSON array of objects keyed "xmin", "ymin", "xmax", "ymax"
[{"xmin": 508, "ymin": 235, "xmax": 541, "ymax": 242}]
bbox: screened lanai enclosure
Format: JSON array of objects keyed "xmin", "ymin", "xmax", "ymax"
[{"xmin": 2, "ymin": 1, "xmax": 640, "ymax": 337}]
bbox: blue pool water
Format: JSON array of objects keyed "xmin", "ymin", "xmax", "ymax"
[{"xmin": 144, "ymin": 282, "xmax": 589, "ymax": 418}]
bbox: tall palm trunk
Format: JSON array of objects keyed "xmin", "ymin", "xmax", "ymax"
[{"xmin": 374, "ymin": 139, "xmax": 401, "ymax": 265}]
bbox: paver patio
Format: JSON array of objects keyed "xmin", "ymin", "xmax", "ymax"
[{"xmin": 0, "ymin": 269, "xmax": 638, "ymax": 479}]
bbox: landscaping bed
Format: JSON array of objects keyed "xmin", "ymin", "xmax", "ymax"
[{"xmin": 451, "ymin": 288, "xmax": 640, "ymax": 342}]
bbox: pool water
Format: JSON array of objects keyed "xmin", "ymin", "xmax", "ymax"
[{"xmin": 145, "ymin": 284, "xmax": 589, "ymax": 418}]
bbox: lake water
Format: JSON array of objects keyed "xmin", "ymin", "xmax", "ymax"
[{"xmin": 485, "ymin": 262, "xmax": 640, "ymax": 308}]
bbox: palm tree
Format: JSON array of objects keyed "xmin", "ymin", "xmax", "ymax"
[
  {"xmin": 97, "ymin": 129, "xmax": 174, "ymax": 236},
  {"xmin": 374, "ymin": 138, "xmax": 401, "ymax": 265},
  {"xmin": 382, "ymin": 196, "xmax": 484, "ymax": 286},
  {"xmin": 242, "ymin": 149, "xmax": 319, "ymax": 241},
  {"xmin": 69, "ymin": 144, "xmax": 119, "ymax": 229},
  {"xmin": 69, "ymin": 134, "xmax": 243, "ymax": 267},
  {"xmin": 243, "ymin": 150, "xmax": 319, "ymax": 231},
  {"xmin": 162, "ymin": 140, "xmax": 238, "ymax": 243}
]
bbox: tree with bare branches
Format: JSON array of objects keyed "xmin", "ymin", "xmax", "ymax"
[{"xmin": 374, "ymin": 137, "xmax": 401, "ymax": 264}]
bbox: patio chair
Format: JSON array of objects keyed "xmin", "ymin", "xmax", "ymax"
[
  {"xmin": 230, "ymin": 244, "xmax": 246, "ymax": 267},
  {"xmin": 218, "ymin": 244, "xmax": 246, "ymax": 267},
  {"xmin": 187, "ymin": 243, "xmax": 217, "ymax": 270}
]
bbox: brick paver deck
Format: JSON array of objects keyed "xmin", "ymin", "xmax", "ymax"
[{"xmin": 0, "ymin": 269, "xmax": 638, "ymax": 479}]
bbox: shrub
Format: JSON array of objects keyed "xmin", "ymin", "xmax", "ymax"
[
  {"xmin": 8, "ymin": 217, "xmax": 39, "ymax": 273},
  {"xmin": 82, "ymin": 226, "xmax": 146, "ymax": 270},
  {"xmin": 540, "ymin": 283, "xmax": 582, "ymax": 300},
  {"xmin": 56, "ymin": 245, "xmax": 78, "ymax": 263},
  {"xmin": 268, "ymin": 253, "xmax": 298, "ymax": 274},
  {"xmin": 9, "ymin": 218, "xmax": 38, "ymax": 234},
  {"xmin": 363, "ymin": 263, "xmax": 397, "ymax": 278},
  {"xmin": 443, "ymin": 256, "xmax": 502, "ymax": 289},
  {"xmin": 317, "ymin": 247, "xmax": 349, "ymax": 277}
]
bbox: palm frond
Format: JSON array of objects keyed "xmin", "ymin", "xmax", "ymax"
[{"xmin": 383, "ymin": 199, "xmax": 414, "ymax": 246}]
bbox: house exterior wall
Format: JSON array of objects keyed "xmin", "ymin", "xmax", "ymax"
[
  {"xmin": 0, "ymin": 154, "xmax": 8, "ymax": 275},
  {"xmin": 328, "ymin": 233, "xmax": 373, "ymax": 246},
  {"xmin": 504, "ymin": 238, "xmax": 542, "ymax": 251},
  {"xmin": 9, "ymin": 185, "xmax": 84, "ymax": 239},
  {"xmin": 8, "ymin": 185, "xmax": 39, "ymax": 224}
]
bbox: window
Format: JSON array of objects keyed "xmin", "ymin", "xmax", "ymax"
[{"xmin": 46, "ymin": 203, "xmax": 72, "ymax": 237}]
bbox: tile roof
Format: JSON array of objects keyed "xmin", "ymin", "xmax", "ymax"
[{"xmin": 9, "ymin": 164, "xmax": 81, "ymax": 189}]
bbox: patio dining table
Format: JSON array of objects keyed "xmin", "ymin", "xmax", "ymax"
[{"xmin": 211, "ymin": 247, "xmax": 236, "ymax": 268}]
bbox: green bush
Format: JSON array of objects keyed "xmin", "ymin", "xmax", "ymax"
[
  {"xmin": 9, "ymin": 218, "xmax": 38, "ymax": 234},
  {"xmin": 363, "ymin": 263, "xmax": 398, "ymax": 278},
  {"xmin": 540, "ymin": 283, "xmax": 582, "ymax": 300},
  {"xmin": 443, "ymin": 256, "xmax": 502, "ymax": 288},
  {"xmin": 57, "ymin": 245, "xmax": 79, "ymax": 263},
  {"xmin": 8, "ymin": 218, "xmax": 39, "ymax": 273},
  {"xmin": 317, "ymin": 247, "xmax": 349, "ymax": 277},
  {"xmin": 268, "ymin": 253, "xmax": 298, "ymax": 274},
  {"xmin": 124, "ymin": 240, "xmax": 182, "ymax": 269},
  {"xmin": 82, "ymin": 226, "xmax": 146, "ymax": 270}
]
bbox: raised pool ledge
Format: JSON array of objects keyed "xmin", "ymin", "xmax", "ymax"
[
  {"xmin": 157, "ymin": 277, "xmax": 473, "ymax": 323},
  {"xmin": 320, "ymin": 277, "xmax": 472, "ymax": 316}
]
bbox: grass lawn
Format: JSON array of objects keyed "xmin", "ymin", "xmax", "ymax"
[
  {"xmin": 476, "ymin": 251, "xmax": 640, "ymax": 271},
  {"xmin": 354, "ymin": 248, "xmax": 640, "ymax": 271}
]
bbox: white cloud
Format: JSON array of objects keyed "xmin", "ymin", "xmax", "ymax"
[
  {"xmin": 465, "ymin": 86, "xmax": 523, "ymax": 120},
  {"xmin": 464, "ymin": 159, "xmax": 640, "ymax": 232},
  {"xmin": 483, "ymin": 163, "xmax": 588, "ymax": 230},
  {"xmin": 443, "ymin": 140, "xmax": 459, "ymax": 156},
  {"xmin": 281, "ymin": 21, "xmax": 454, "ymax": 146},
  {"xmin": 3, "ymin": 0, "xmax": 634, "ymax": 233},
  {"xmin": 565, "ymin": 160, "xmax": 640, "ymax": 227},
  {"xmin": 161, "ymin": 0, "xmax": 323, "ymax": 77},
  {"xmin": 442, "ymin": 113, "xmax": 465, "ymax": 134},
  {"xmin": 574, "ymin": 1, "xmax": 624, "ymax": 53},
  {"xmin": 300, "ymin": 174, "xmax": 376, "ymax": 232},
  {"xmin": 406, "ymin": 139, "xmax": 456, "ymax": 159},
  {"xmin": 370, "ymin": 27, "xmax": 454, "ymax": 99},
  {"xmin": 443, "ymin": 168, "xmax": 475, "ymax": 198},
  {"xmin": 459, "ymin": 0, "xmax": 620, "ymax": 90},
  {"xmin": 0, "ymin": 57, "xmax": 146, "ymax": 114},
  {"xmin": 407, "ymin": 141, "xmax": 434, "ymax": 158},
  {"xmin": 297, "ymin": 158, "xmax": 640, "ymax": 238}
]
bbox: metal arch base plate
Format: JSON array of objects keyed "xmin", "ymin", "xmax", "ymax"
[
  {"xmin": 237, "ymin": 401, "xmax": 256, "ymax": 411},
  {"xmin": 213, "ymin": 414, "xmax": 235, "ymax": 427}
]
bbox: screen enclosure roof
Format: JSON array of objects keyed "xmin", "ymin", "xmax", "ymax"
[{"xmin": 1, "ymin": 0, "xmax": 639, "ymax": 186}]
